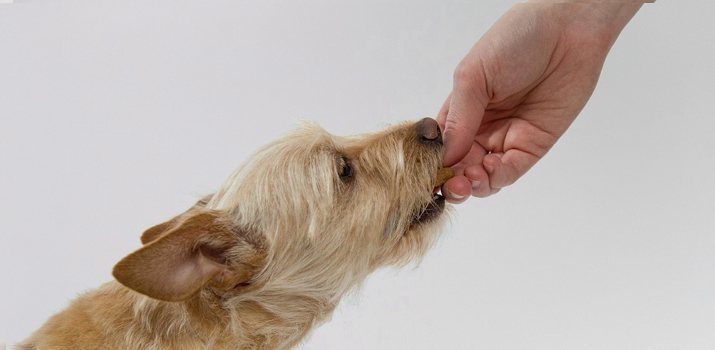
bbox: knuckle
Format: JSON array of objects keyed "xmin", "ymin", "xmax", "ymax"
[
  {"xmin": 499, "ymin": 171, "xmax": 519, "ymax": 188},
  {"xmin": 452, "ymin": 63, "xmax": 475, "ymax": 87},
  {"xmin": 501, "ymin": 177, "xmax": 517, "ymax": 187}
]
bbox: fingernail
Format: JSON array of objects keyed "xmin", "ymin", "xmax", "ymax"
[
  {"xmin": 471, "ymin": 180, "xmax": 481, "ymax": 191},
  {"xmin": 450, "ymin": 192, "xmax": 466, "ymax": 200}
]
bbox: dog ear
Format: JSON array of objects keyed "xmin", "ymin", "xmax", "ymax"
[
  {"xmin": 140, "ymin": 195, "xmax": 212, "ymax": 245},
  {"xmin": 113, "ymin": 211, "xmax": 266, "ymax": 302}
]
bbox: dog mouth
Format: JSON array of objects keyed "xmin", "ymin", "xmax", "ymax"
[
  {"xmin": 412, "ymin": 192, "xmax": 446, "ymax": 225},
  {"xmin": 411, "ymin": 167, "xmax": 453, "ymax": 225}
]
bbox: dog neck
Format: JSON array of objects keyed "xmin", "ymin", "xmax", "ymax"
[
  {"xmin": 23, "ymin": 281, "xmax": 338, "ymax": 349},
  {"xmin": 110, "ymin": 281, "xmax": 337, "ymax": 349}
]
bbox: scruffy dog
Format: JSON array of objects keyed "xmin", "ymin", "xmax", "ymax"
[{"xmin": 22, "ymin": 118, "xmax": 452, "ymax": 350}]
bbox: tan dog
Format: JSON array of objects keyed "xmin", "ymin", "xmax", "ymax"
[{"xmin": 21, "ymin": 118, "xmax": 451, "ymax": 350}]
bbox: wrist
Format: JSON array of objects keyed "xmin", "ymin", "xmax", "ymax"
[
  {"xmin": 582, "ymin": 2, "xmax": 642, "ymax": 40},
  {"xmin": 524, "ymin": 1, "xmax": 643, "ymax": 48}
]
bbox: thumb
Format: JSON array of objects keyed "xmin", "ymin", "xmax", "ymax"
[{"xmin": 442, "ymin": 65, "xmax": 488, "ymax": 166}]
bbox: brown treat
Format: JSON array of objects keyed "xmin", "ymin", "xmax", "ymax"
[{"xmin": 433, "ymin": 167, "xmax": 454, "ymax": 187}]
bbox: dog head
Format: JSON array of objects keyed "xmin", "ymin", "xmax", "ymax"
[{"xmin": 113, "ymin": 118, "xmax": 450, "ymax": 304}]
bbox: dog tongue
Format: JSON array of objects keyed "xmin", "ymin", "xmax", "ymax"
[{"xmin": 433, "ymin": 167, "xmax": 454, "ymax": 187}]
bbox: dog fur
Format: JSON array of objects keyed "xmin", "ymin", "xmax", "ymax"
[{"xmin": 21, "ymin": 119, "xmax": 449, "ymax": 350}]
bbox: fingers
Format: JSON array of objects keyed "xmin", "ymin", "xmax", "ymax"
[
  {"xmin": 483, "ymin": 150, "xmax": 540, "ymax": 189},
  {"xmin": 442, "ymin": 147, "xmax": 539, "ymax": 202},
  {"xmin": 442, "ymin": 165, "xmax": 499, "ymax": 202},
  {"xmin": 442, "ymin": 175, "xmax": 471, "ymax": 204},
  {"xmin": 437, "ymin": 93, "xmax": 451, "ymax": 124},
  {"xmin": 442, "ymin": 64, "xmax": 488, "ymax": 167},
  {"xmin": 441, "ymin": 143, "xmax": 496, "ymax": 202},
  {"xmin": 463, "ymin": 165, "xmax": 495, "ymax": 198}
]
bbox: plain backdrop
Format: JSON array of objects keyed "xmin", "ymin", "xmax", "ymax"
[{"xmin": 1, "ymin": 1, "xmax": 714, "ymax": 349}]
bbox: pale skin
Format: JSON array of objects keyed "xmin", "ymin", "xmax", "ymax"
[{"xmin": 438, "ymin": 1, "xmax": 643, "ymax": 202}]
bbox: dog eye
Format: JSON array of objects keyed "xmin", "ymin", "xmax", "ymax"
[{"xmin": 338, "ymin": 156, "xmax": 353, "ymax": 180}]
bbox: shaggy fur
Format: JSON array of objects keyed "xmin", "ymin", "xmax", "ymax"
[{"xmin": 21, "ymin": 119, "xmax": 450, "ymax": 350}]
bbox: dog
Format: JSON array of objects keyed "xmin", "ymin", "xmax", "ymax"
[{"xmin": 21, "ymin": 118, "xmax": 452, "ymax": 350}]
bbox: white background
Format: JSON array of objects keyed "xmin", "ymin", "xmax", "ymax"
[{"xmin": 1, "ymin": 1, "xmax": 714, "ymax": 349}]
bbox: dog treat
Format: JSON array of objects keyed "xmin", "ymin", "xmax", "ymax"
[{"xmin": 434, "ymin": 167, "xmax": 454, "ymax": 187}]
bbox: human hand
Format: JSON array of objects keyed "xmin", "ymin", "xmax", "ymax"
[{"xmin": 438, "ymin": 1, "xmax": 641, "ymax": 202}]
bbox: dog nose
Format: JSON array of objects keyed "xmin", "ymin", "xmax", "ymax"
[{"xmin": 416, "ymin": 118, "xmax": 442, "ymax": 145}]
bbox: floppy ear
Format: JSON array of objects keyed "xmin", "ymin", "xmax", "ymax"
[
  {"xmin": 113, "ymin": 210, "xmax": 266, "ymax": 302},
  {"xmin": 140, "ymin": 195, "xmax": 212, "ymax": 245}
]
